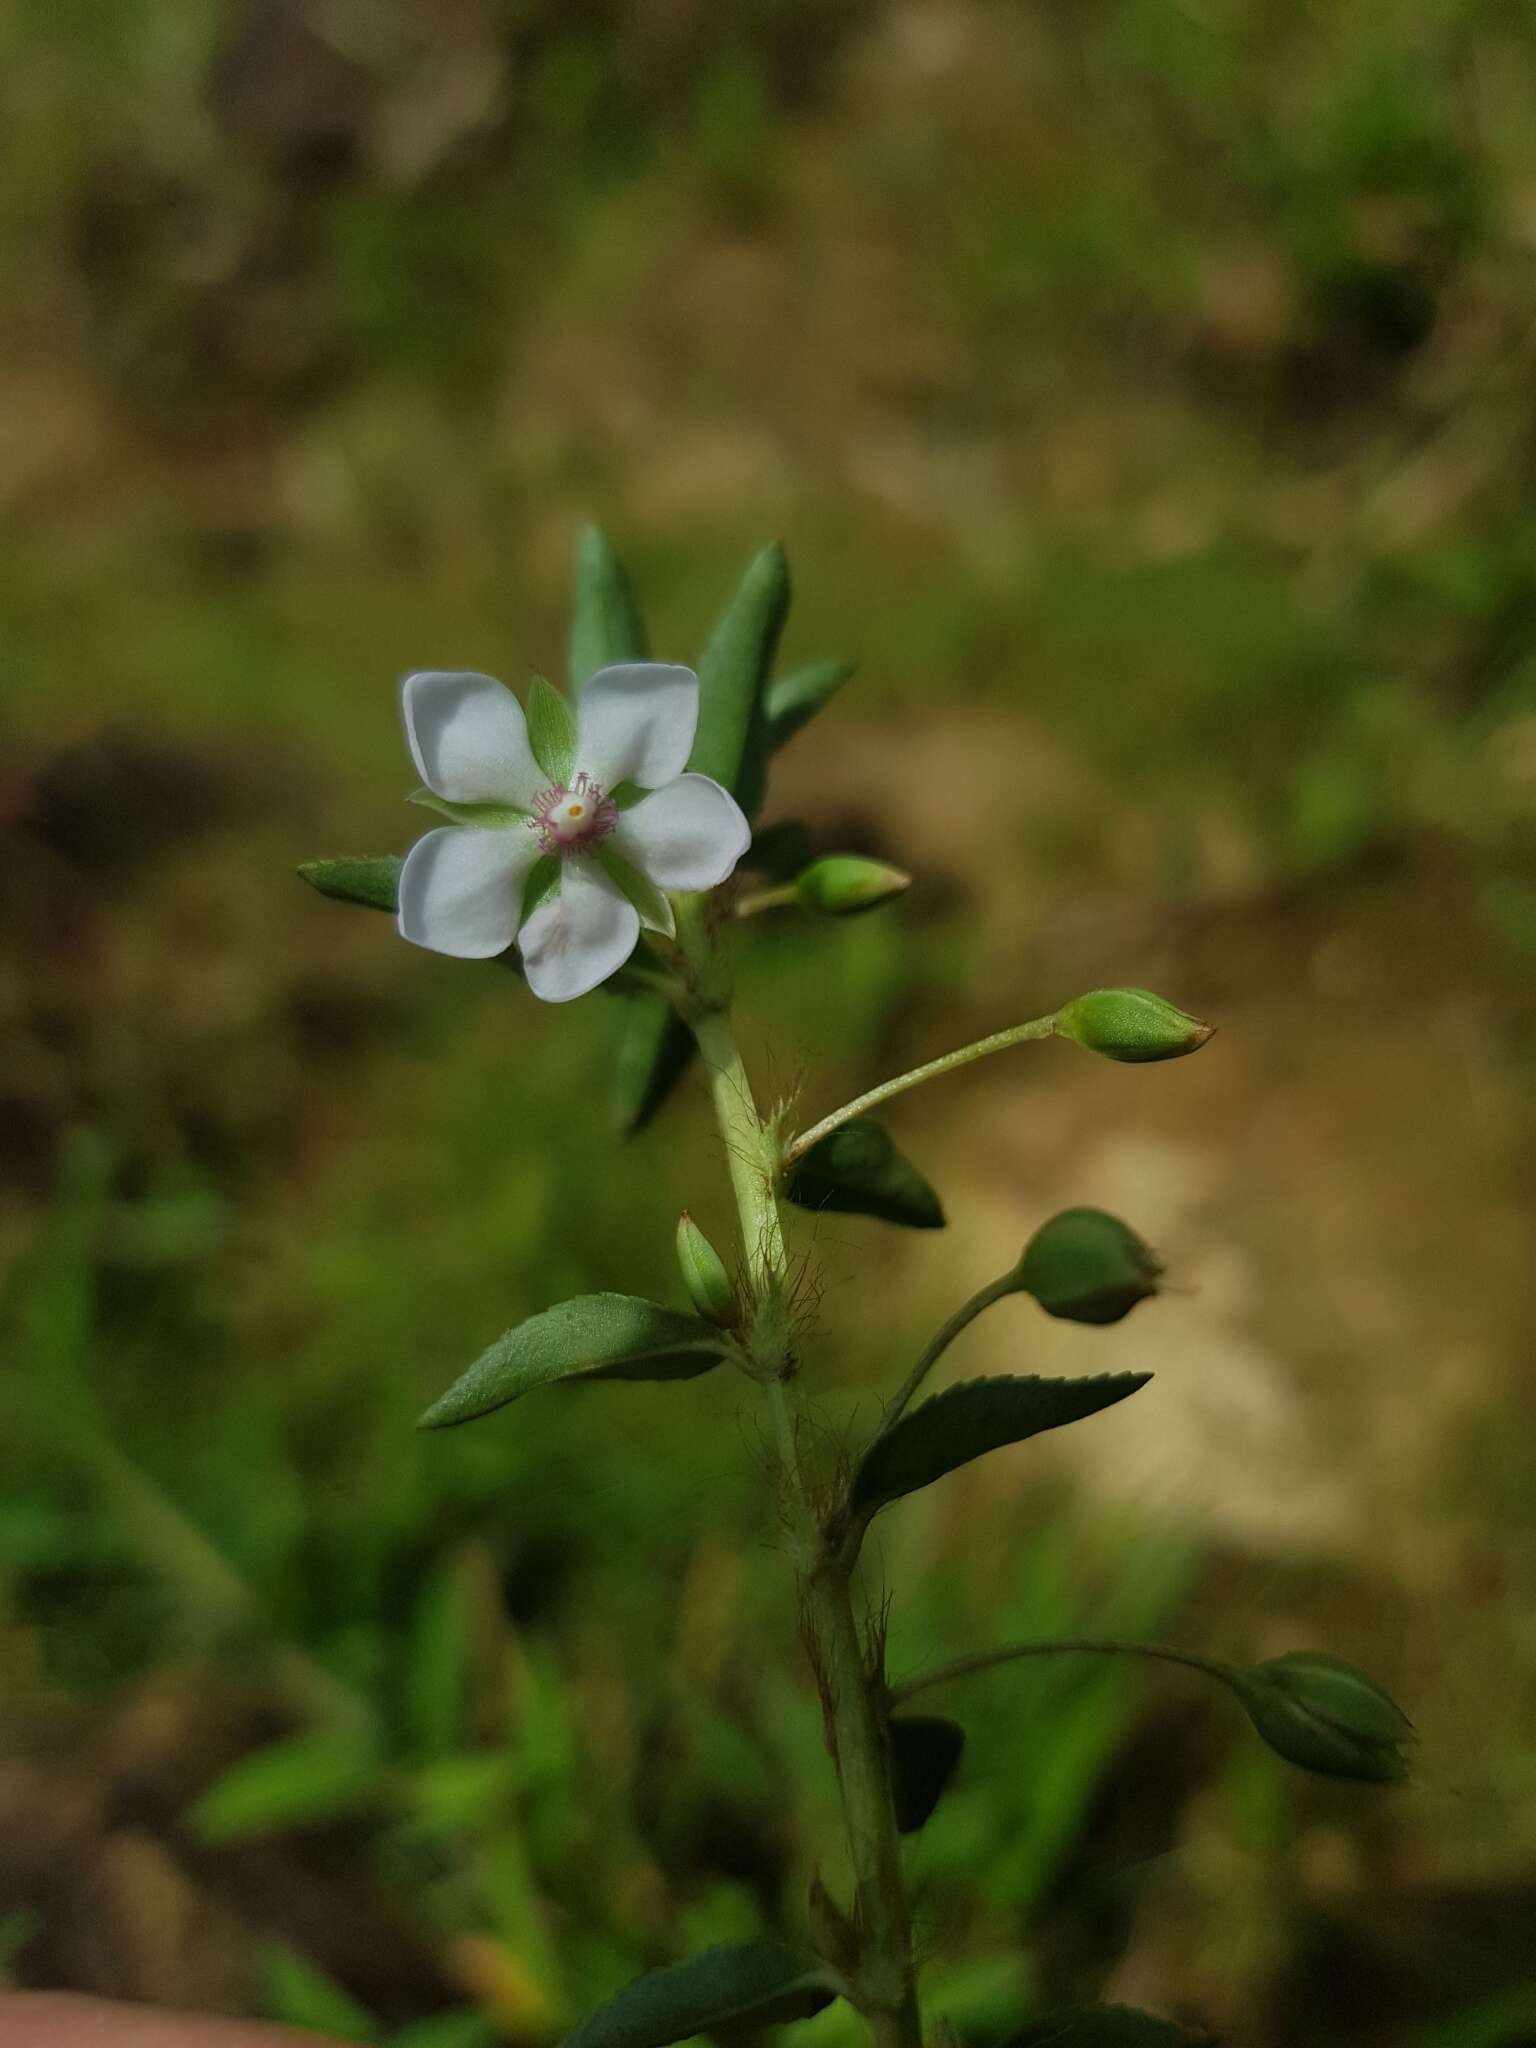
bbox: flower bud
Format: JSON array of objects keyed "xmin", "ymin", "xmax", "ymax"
[
  {"xmin": 1233, "ymin": 1652, "xmax": 1413, "ymax": 1784},
  {"xmin": 794, "ymin": 855, "xmax": 911, "ymax": 918},
  {"xmin": 675, "ymin": 1213, "xmax": 738, "ymax": 1328},
  {"xmin": 1013, "ymin": 1207, "xmax": 1162, "ymax": 1325},
  {"xmin": 1054, "ymin": 987, "xmax": 1214, "ymax": 1064}
]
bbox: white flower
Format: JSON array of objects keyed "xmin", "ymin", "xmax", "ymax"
[{"xmin": 397, "ymin": 664, "xmax": 751, "ymax": 1002}]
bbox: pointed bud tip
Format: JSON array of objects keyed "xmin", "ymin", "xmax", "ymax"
[
  {"xmin": 1012, "ymin": 1206, "xmax": 1163, "ymax": 1324},
  {"xmin": 675, "ymin": 1212, "xmax": 739, "ymax": 1327},
  {"xmin": 1236, "ymin": 1652, "xmax": 1413, "ymax": 1784},
  {"xmin": 1054, "ymin": 987, "xmax": 1215, "ymax": 1064},
  {"xmin": 794, "ymin": 855, "xmax": 913, "ymax": 918}
]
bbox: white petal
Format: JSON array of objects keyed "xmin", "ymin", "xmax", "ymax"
[
  {"xmin": 518, "ymin": 860, "xmax": 640, "ymax": 1002},
  {"xmin": 397, "ymin": 826, "xmax": 537, "ymax": 958},
  {"xmin": 402, "ymin": 671, "xmax": 546, "ymax": 807},
  {"xmin": 575, "ymin": 663, "xmax": 698, "ymax": 790},
  {"xmin": 612, "ymin": 774, "xmax": 751, "ymax": 892}
]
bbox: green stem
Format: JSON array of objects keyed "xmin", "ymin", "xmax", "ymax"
[
  {"xmin": 889, "ymin": 1636, "xmax": 1239, "ymax": 1709},
  {"xmin": 688, "ymin": 1001, "xmax": 920, "ymax": 2048},
  {"xmin": 869, "ymin": 1271, "xmax": 1019, "ymax": 1450},
  {"xmin": 785, "ymin": 1014, "xmax": 1058, "ymax": 1164},
  {"xmin": 735, "ymin": 883, "xmax": 800, "ymax": 919}
]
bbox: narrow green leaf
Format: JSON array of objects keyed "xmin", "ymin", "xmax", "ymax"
[
  {"xmin": 567, "ymin": 1941, "xmax": 837, "ymax": 2048},
  {"xmin": 853, "ymin": 1373, "xmax": 1150, "ymax": 1516},
  {"xmin": 786, "ymin": 1118, "xmax": 944, "ymax": 1230},
  {"xmin": 611, "ymin": 996, "xmax": 696, "ymax": 1135},
  {"xmin": 418, "ymin": 1294, "xmax": 733, "ymax": 1429},
  {"xmin": 691, "ymin": 542, "xmax": 790, "ymax": 818},
  {"xmin": 764, "ymin": 658, "xmax": 855, "ymax": 752},
  {"xmin": 526, "ymin": 676, "xmax": 578, "ymax": 785},
  {"xmin": 298, "ymin": 856, "xmax": 403, "ymax": 914},
  {"xmin": 191, "ymin": 1732, "xmax": 385, "ymax": 1842},
  {"xmin": 1008, "ymin": 2007, "xmax": 1217, "ymax": 2046},
  {"xmin": 262, "ymin": 1945, "xmax": 379, "ymax": 2043},
  {"xmin": 890, "ymin": 1715, "xmax": 965, "ymax": 1834},
  {"xmin": 569, "ymin": 525, "xmax": 650, "ymax": 694}
]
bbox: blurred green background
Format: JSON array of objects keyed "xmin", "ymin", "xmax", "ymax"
[{"xmin": 2, "ymin": 2, "xmax": 1535, "ymax": 2043}]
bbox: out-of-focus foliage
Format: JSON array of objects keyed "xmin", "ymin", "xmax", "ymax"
[{"xmin": 2, "ymin": 2, "xmax": 1535, "ymax": 2045}]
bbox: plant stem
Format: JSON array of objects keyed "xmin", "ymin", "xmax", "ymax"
[
  {"xmin": 889, "ymin": 1636, "xmax": 1239, "ymax": 1709},
  {"xmin": 869, "ymin": 1270, "xmax": 1020, "ymax": 1450},
  {"xmin": 688, "ymin": 1002, "xmax": 921, "ymax": 2048},
  {"xmin": 784, "ymin": 1014, "xmax": 1058, "ymax": 1164},
  {"xmin": 735, "ymin": 883, "xmax": 800, "ymax": 919}
]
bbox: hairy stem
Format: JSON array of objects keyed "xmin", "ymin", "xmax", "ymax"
[
  {"xmin": 889, "ymin": 1636, "xmax": 1239, "ymax": 1709},
  {"xmin": 785, "ymin": 1013, "xmax": 1057, "ymax": 1165},
  {"xmin": 688, "ymin": 1003, "xmax": 920, "ymax": 2048}
]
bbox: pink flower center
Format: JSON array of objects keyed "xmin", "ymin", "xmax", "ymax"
[{"xmin": 530, "ymin": 770, "xmax": 618, "ymax": 857}]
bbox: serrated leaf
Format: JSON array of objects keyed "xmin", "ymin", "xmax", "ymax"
[
  {"xmin": 418, "ymin": 1294, "xmax": 733, "ymax": 1429},
  {"xmin": 567, "ymin": 1941, "xmax": 837, "ymax": 2048},
  {"xmin": 299, "ymin": 856, "xmax": 403, "ymax": 913},
  {"xmin": 191, "ymin": 1732, "xmax": 385, "ymax": 1842},
  {"xmin": 612, "ymin": 996, "xmax": 696, "ymax": 1135},
  {"xmin": 691, "ymin": 543, "xmax": 790, "ymax": 819},
  {"xmin": 890, "ymin": 1715, "xmax": 965, "ymax": 1833},
  {"xmin": 786, "ymin": 1118, "xmax": 944, "ymax": 1230},
  {"xmin": 764, "ymin": 659, "xmax": 855, "ymax": 752},
  {"xmin": 853, "ymin": 1373, "xmax": 1149, "ymax": 1516},
  {"xmin": 569, "ymin": 526, "xmax": 650, "ymax": 694},
  {"xmin": 1008, "ymin": 2006, "xmax": 1217, "ymax": 2046},
  {"xmin": 526, "ymin": 676, "xmax": 578, "ymax": 785}
]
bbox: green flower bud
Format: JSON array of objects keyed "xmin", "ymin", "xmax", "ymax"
[
  {"xmin": 675, "ymin": 1213, "xmax": 738, "ymax": 1328},
  {"xmin": 1233, "ymin": 1652, "xmax": 1413, "ymax": 1784},
  {"xmin": 1054, "ymin": 987, "xmax": 1214, "ymax": 1064},
  {"xmin": 1013, "ymin": 1207, "xmax": 1162, "ymax": 1325},
  {"xmin": 794, "ymin": 855, "xmax": 911, "ymax": 918}
]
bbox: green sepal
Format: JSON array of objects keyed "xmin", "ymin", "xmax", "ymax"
[
  {"xmin": 1013, "ymin": 1207, "xmax": 1162, "ymax": 1326},
  {"xmin": 599, "ymin": 846, "xmax": 676, "ymax": 939},
  {"xmin": 786, "ymin": 1118, "xmax": 944, "ymax": 1230},
  {"xmin": 691, "ymin": 542, "xmax": 790, "ymax": 820},
  {"xmin": 1007, "ymin": 2007, "xmax": 1218, "ymax": 2046},
  {"xmin": 611, "ymin": 996, "xmax": 697, "ymax": 1134},
  {"xmin": 298, "ymin": 856, "xmax": 403, "ymax": 913},
  {"xmin": 566, "ymin": 1941, "xmax": 839, "ymax": 2048},
  {"xmin": 417, "ymin": 1294, "xmax": 735, "ymax": 1429},
  {"xmin": 1054, "ymin": 988, "xmax": 1214, "ymax": 1064},
  {"xmin": 852, "ymin": 1372, "xmax": 1150, "ymax": 1516},
  {"xmin": 889, "ymin": 1715, "xmax": 965, "ymax": 1833},
  {"xmin": 407, "ymin": 787, "xmax": 530, "ymax": 829},
  {"xmin": 764, "ymin": 658, "xmax": 855, "ymax": 752},
  {"xmin": 525, "ymin": 675, "xmax": 578, "ymax": 786},
  {"xmin": 569, "ymin": 525, "xmax": 650, "ymax": 694},
  {"xmin": 795, "ymin": 855, "xmax": 911, "ymax": 918},
  {"xmin": 520, "ymin": 854, "xmax": 561, "ymax": 926},
  {"xmin": 1233, "ymin": 1652, "xmax": 1413, "ymax": 1784}
]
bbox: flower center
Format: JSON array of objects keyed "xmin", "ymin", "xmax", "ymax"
[{"xmin": 530, "ymin": 770, "xmax": 617, "ymax": 857}]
